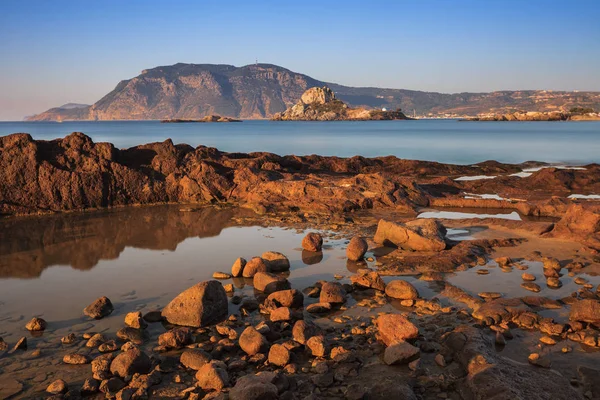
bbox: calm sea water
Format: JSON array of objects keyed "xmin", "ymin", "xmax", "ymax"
[{"xmin": 1, "ymin": 120, "xmax": 599, "ymax": 164}]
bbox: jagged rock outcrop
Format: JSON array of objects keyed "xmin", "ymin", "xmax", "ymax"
[
  {"xmin": 271, "ymin": 86, "xmax": 410, "ymax": 121},
  {"xmin": 467, "ymin": 111, "xmax": 600, "ymax": 121}
]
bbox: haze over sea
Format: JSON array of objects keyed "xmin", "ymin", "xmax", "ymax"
[{"xmin": 2, "ymin": 120, "xmax": 599, "ymax": 165}]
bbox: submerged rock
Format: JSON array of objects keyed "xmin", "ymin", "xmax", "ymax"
[
  {"xmin": 320, "ymin": 282, "xmax": 346, "ymax": 304},
  {"xmin": 161, "ymin": 280, "xmax": 228, "ymax": 327},
  {"xmin": 351, "ymin": 270, "xmax": 386, "ymax": 291}
]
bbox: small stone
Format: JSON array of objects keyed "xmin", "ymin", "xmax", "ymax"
[
  {"xmin": 99, "ymin": 340, "xmax": 119, "ymax": 353},
  {"xmin": 302, "ymin": 232, "xmax": 323, "ymax": 252},
  {"xmin": 81, "ymin": 378, "xmax": 100, "ymax": 394},
  {"xmin": 84, "ymin": 296, "xmax": 114, "ymax": 319},
  {"xmin": 306, "ymin": 302, "xmax": 332, "ymax": 313},
  {"xmin": 261, "ymin": 251, "xmax": 291, "ymax": 272},
  {"xmin": 383, "ymin": 342, "xmax": 420, "ymax": 365},
  {"xmin": 476, "ymin": 269, "xmax": 490, "ymax": 275},
  {"xmin": 213, "ymin": 271, "xmax": 232, "ymax": 279},
  {"xmin": 110, "ymin": 348, "xmax": 152, "ymax": 378},
  {"xmin": 528, "ymin": 352, "xmax": 551, "ymax": 368},
  {"xmin": 307, "ymin": 335, "xmax": 327, "ymax": 357},
  {"xmin": 546, "ymin": 277, "xmax": 562, "ymax": 288},
  {"xmin": 521, "ymin": 282, "xmax": 541, "ymax": 293},
  {"xmin": 293, "ymin": 320, "xmax": 318, "ymax": 344},
  {"xmin": 231, "ymin": 257, "xmax": 247, "ymax": 277},
  {"xmin": 478, "ymin": 292, "xmax": 502, "ymax": 299},
  {"xmin": 239, "ymin": 326, "xmax": 268, "ymax": 355},
  {"xmin": 522, "ymin": 273, "xmax": 536, "ymax": 281},
  {"xmin": 195, "ymin": 362, "xmax": 229, "ymax": 391},
  {"xmin": 46, "ymin": 379, "xmax": 68, "ymax": 395},
  {"xmin": 63, "ymin": 353, "xmax": 91, "ymax": 364},
  {"xmin": 12, "ymin": 337, "xmax": 27, "ymax": 352},
  {"xmin": 320, "ymin": 282, "xmax": 346, "ymax": 304},
  {"xmin": 158, "ymin": 327, "xmax": 193, "ymax": 348},
  {"xmin": 539, "ymin": 336, "xmax": 557, "ymax": 345},
  {"xmin": 224, "ymin": 283, "xmax": 234, "ymax": 293},
  {"xmin": 270, "ymin": 307, "xmax": 293, "ymax": 322},
  {"xmin": 180, "ymin": 348, "xmax": 212, "ymax": 370},
  {"xmin": 61, "ymin": 333, "xmax": 78, "ymax": 345},
  {"xmin": 86, "ymin": 333, "xmax": 107, "ymax": 348},
  {"xmin": 346, "ymin": 236, "xmax": 368, "ymax": 261},
  {"xmin": 25, "ymin": 317, "xmax": 47, "ymax": 331},
  {"xmin": 268, "ymin": 343, "xmax": 291, "ymax": 367},
  {"xmin": 124, "ymin": 311, "xmax": 147, "ymax": 329},
  {"xmin": 434, "ymin": 353, "xmax": 446, "ymax": 367},
  {"xmin": 385, "ymin": 280, "xmax": 419, "ymax": 300}
]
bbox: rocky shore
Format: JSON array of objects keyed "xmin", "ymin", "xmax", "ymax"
[
  {"xmin": 1, "ymin": 133, "xmax": 600, "ymax": 399},
  {"xmin": 1, "ymin": 211, "xmax": 599, "ymax": 400}
]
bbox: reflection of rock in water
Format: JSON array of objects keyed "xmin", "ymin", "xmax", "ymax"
[
  {"xmin": 346, "ymin": 259, "xmax": 367, "ymax": 274},
  {"xmin": 301, "ymin": 250, "xmax": 323, "ymax": 265},
  {"xmin": 0, "ymin": 206, "xmax": 255, "ymax": 279}
]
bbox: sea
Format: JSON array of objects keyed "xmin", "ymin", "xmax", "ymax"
[{"xmin": 1, "ymin": 119, "xmax": 599, "ymax": 164}]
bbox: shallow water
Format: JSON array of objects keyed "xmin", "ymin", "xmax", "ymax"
[
  {"xmin": 418, "ymin": 209, "xmax": 522, "ymax": 221},
  {"xmin": 0, "ymin": 206, "xmax": 358, "ymax": 339},
  {"xmin": 1, "ymin": 120, "xmax": 600, "ymax": 164}
]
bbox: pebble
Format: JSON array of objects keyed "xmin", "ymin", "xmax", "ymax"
[
  {"xmin": 521, "ymin": 273, "xmax": 536, "ymax": 281},
  {"xmin": 476, "ymin": 269, "xmax": 490, "ymax": 275},
  {"xmin": 521, "ymin": 282, "xmax": 541, "ymax": 293}
]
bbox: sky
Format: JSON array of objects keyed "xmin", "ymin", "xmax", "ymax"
[{"xmin": 1, "ymin": 0, "xmax": 599, "ymax": 120}]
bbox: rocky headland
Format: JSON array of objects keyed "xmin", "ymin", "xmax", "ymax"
[
  {"xmin": 465, "ymin": 111, "xmax": 600, "ymax": 121},
  {"xmin": 1, "ymin": 132, "xmax": 600, "ymax": 399},
  {"xmin": 271, "ymin": 87, "xmax": 410, "ymax": 121}
]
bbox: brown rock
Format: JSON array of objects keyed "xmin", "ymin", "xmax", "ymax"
[
  {"xmin": 25, "ymin": 317, "xmax": 47, "ymax": 331},
  {"xmin": 351, "ymin": 271, "xmax": 386, "ymax": 291},
  {"xmin": 522, "ymin": 273, "xmax": 536, "ymax": 281},
  {"xmin": 265, "ymin": 289, "xmax": 304, "ymax": 309},
  {"xmin": 306, "ymin": 302, "xmax": 332, "ymax": 313},
  {"xmin": 319, "ymin": 281, "xmax": 346, "ymax": 304},
  {"xmin": 268, "ymin": 343, "xmax": 291, "ymax": 367},
  {"xmin": 109, "ymin": 348, "xmax": 152, "ymax": 378},
  {"xmin": 375, "ymin": 314, "xmax": 419, "ymax": 346},
  {"xmin": 158, "ymin": 327, "xmax": 193, "ymax": 348},
  {"xmin": 374, "ymin": 219, "xmax": 446, "ymax": 251},
  {"xmin": 307, "ymin": 335, "xmax": 327, "ymax": 357},
  {"xmin": 239, "ymin": 326, "xmax": 269, "ymax": 355},
  {"xmin": 231, "ymin": 257, "xmax": 247, "ymax": 277},
  {"xmin": 270, "ymin": 307, "xmax": 293, "ymax": 322},
  {"xmin": 243, "ymin": 257, "xmax": 268, "ymax": 278},
  {"xmin": 253, "ymin": 271, "xmax": 290, "ymax": 293},
  {"xmin": 195, "ymin": 362, "xmax": 229, "ymax": 391},
  {"xmin": 521, "ymin": 282, "xmax": 541, "ymax": 292},
  {"xmin": 302, "ymin": 232, "xmax": 323, "ymax": 252},
  {"xmin": 383, "ymin": 342, "xmax": 420, "ymax": 365},
  {"xmin": 229, "ymin": 375, "xmax": 278, "ymax": 400},
  {"xmin": 92, "ymin": 354, "xmax": 113, "ymax": 380},
  {"xmin": 346, "ymin": 236, "xmax": 368, "ymax": 261},
  {"xmin": 180, "ymin": 348, "xmax": 212, "ymax": 370},
  {"xmin": 124, "ymin": 311, "xmax": 147, "ymax": 329},
  {"xmin": 292, "ymin": 320, "xmax": 318, "ymax": 344},
  {"xmin": 47, "ymin": 379, "xmax": 68, "ymax": 395},
  {"xmin": 161, "ymin": 280, "xmax": 228, "ymax": 327},
  {"xmin": 261, "ymin": 251, "xmax": 290, "ymax": 272},
  {"xmin": 385, "ymin": 280, "xmax": 419, "ymax": 300},
  {"xmin": 84, "ymin": 296, "xmax": 114, "ymax": 319},
  {"xmin": 63, "ymin": 353, "xmax": 91, "ymax": 365},
  {"xmin": 570, "ymin": 299, "xmax": 600, "ymax": 324}
]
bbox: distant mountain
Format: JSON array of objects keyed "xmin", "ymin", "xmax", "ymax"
[
  {"xmin": 58, "ymin": 103, "xmax": 90, "ymax": 110},
  {"xmin": 26, "ymin": 63, "xmax": 600, "ymax": 121}
]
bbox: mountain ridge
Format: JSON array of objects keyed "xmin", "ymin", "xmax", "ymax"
[{"xmin": 26, "ymin": 63, "xmax": 600, "ymax": 121}]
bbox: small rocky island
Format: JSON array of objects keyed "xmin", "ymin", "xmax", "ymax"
[
  {"xmin": 272, "ymin": 87, "xmax": 411, "ymax": 121},
  {"xmin": 161, "ymin": 115, "xmax": 241, "ymax": 123}
]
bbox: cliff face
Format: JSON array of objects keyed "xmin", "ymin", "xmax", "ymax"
[
  {"xmin": 87, "ymin": 64, "xmax": 322, "ymax": 120},
  {"xmin": 25, "ymin": 63, "xmax": 600, "ymax": 121}
]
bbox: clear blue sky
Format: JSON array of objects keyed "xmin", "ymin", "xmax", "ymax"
[{"xmin": 1, "ymin": 0, "xmax": 599, "ymax": 120}]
